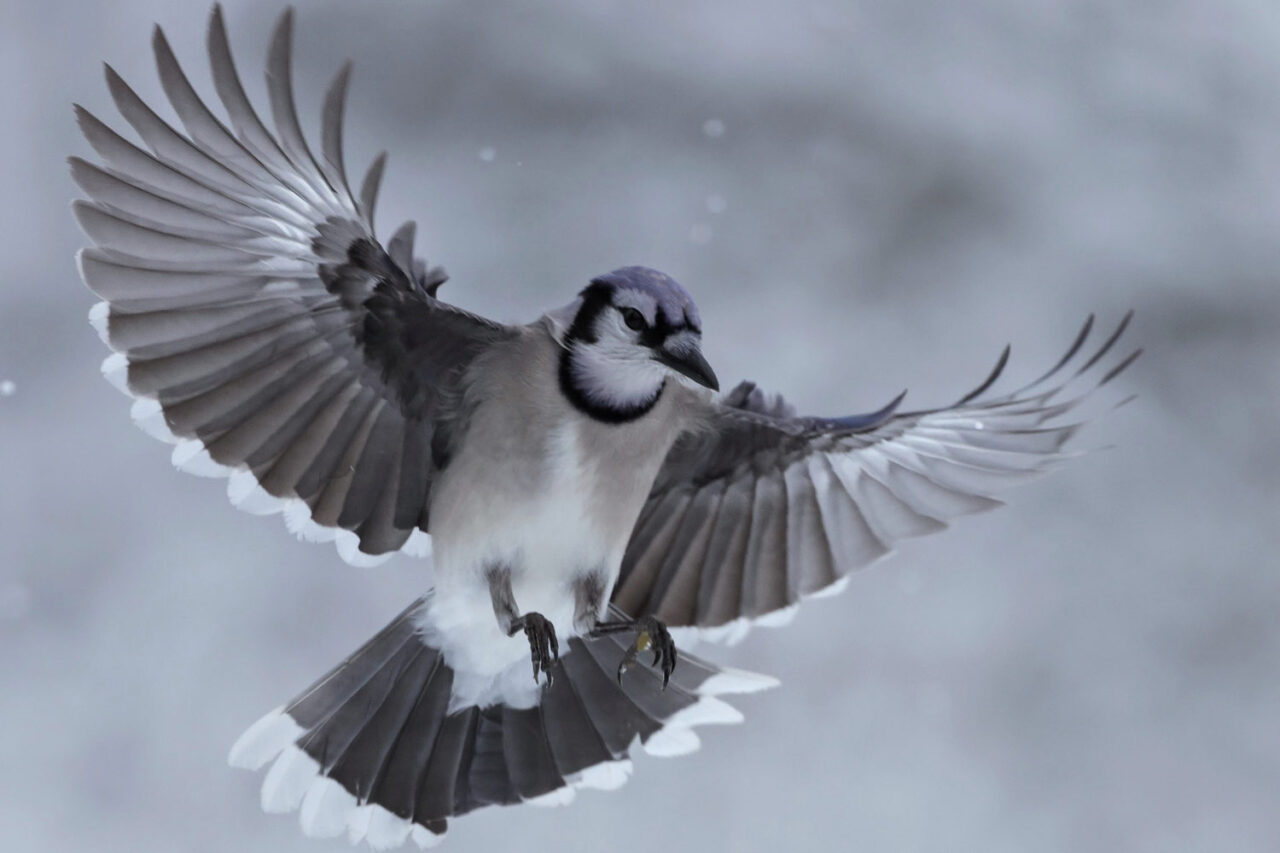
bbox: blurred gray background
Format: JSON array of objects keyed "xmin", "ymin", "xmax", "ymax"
[{"xmin": 2, "ymin": 0, "xmax": 1278, "ymax": 851}]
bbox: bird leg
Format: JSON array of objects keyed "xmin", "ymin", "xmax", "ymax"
[
  {"xmin": 590, "ymin": 615, "xmax": 677, "ymax": 689},
  {"xmin": 571, "ymin": 573, "xmax": 678, "ymax": 688},
  {"xmin": 486, "ymin": 566, "xmax": 558, "ymax": 685}
]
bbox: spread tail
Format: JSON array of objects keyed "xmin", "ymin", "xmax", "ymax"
[{"xmin": 228, "ymin": 596, "xmax": 777, "ymax": 848}]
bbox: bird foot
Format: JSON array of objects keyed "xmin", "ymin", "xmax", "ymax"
[
  {"xmin": 510, "ymin": 612, "xmax": 558, "ymax": 685},
  {"xmin": 594, "ymin": 615, "xmax": 677, "ymax": 688}
]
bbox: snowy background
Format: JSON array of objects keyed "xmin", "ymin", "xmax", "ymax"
[{"xmin": 2, "ymin": 0, "xmax": 1278, "ymax": 851}]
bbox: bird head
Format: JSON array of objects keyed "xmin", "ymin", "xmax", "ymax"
[{"xmin": 555, "ymin": 266, "xmax": 718, "ymax": 420}]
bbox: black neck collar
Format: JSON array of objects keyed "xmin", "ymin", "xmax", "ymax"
[
  {"xmin": 557, "ymin": 283, "xmax": 664, "ymax": 424},
  {"xmin": 557, "ymin": 346, "xmax": 663, "ymax": 424}
]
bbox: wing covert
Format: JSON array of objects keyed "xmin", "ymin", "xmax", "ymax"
[
  {"xmin": 74, "ymin": 7, "xmax": 514, "ymax": 565},
  {"xmin": 612, "ymin": 315, "xmax": 1140, "ymax": 641}
]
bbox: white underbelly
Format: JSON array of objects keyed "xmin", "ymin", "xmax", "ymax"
[{"xmin": 413, "ymin": 426, "xmax": 626, "ymax": 709}]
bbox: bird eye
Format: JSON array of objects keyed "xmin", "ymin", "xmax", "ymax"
[{"xmin": 620, "ymin": 307, "xmax": 647, "ymax": 331}]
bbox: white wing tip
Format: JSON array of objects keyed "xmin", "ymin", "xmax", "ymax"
[
  {"xmin": 130, "ymin": 396, "xmax": 179, "ymax": 443},
  {"xmin": 568, "ymin": 759, "xmax": 633, "ymax": 791},
  {"xmin": 261, "ymin": 746, "xmax": 319, "ymax": 812},
  {"xmin": 228, "ymin": 706, "xmax": 302, "ymax": 770},
  {"xmin": 642, "ymin": 726, "xmax": 701, "ymax": 757},
  {"xmin": 525, "ymin": 786, "xmax": 577, "ymax": 807},
  {"xmin": 336, "ymin": 529, "xmax": 395, "ymax": 568},
  {"xmin": 99, "ymin": 343, "xmax": 423, "ymax": 569},
  {"xmin": 697, "ymin": 666, "xmax": 781, "ymax": 696},
  {"xmin": 171, "ymin": 438, "xmax": 231, "ymax": 478},
  {"xmin": 808, "ymin": 575, "xmax": 851, "ymax": 600},
  {"xmin": 412, "ymin": 825, "xmax": 446, "ymax": 849},
  {"xmin": 100, "ymin": 352, "xmax": 130, "ymax": 395},
  {"xmin": 753, "ymin": 603, "xmax": 800, "ymax": 628},
  {"xmin": 247, "ymin": 737, "xmax": 443, "ymax": 849},
  {"xmin": 403, "ymin": 528, "xmax": 433, "ymax": 558},
  {"xmin": 300, "ymin": 776, "xmax": 358, "ymax": 839},
  {"xmin": 227, "ymin": 468, "xmax": 286, "ymax": 515},
  {"xmin": 284, "ymin": 499, "xmax": 337, "ymax": 543},
  {"xmin": 362, "ymin": 804, "xmax": 415, "ymax": 849},
  {"xmin": 88, "ymin": 300, "xmax": 111, "ymax": 344}
]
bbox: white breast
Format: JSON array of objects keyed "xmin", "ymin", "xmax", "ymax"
[
  {"xmin": 408, "ymin": 328, "xmax": 695, "ymax": 709},
  {"xmin": 415, "ymin": 419, "xmax": 626, "ymax": 709}
]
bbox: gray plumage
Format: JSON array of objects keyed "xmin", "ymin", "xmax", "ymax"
[
  {"xmin": 75, "ymin": 6, "xmax": 515, "ymax": 561},
  {"xmin": 239, "ymin": 596, "xmax": 743, "ymax": 843},
  {"xmin": 614, "ymin": 313, "xmax": 1138, "ymax": 636},
  {"xmin": 72, "ymin": 5, "xmax": 1138, "ymax": 848}
]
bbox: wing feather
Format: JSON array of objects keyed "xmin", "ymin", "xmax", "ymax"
[
  {"xmin": 614, "ymin": 319, "xmax": 1137, "ymax": 639},
  {"xmin": 649, "ymin": 482, "xmax": 727, "ymax": 624},
  {"xmin": 739, "ymin": 472, "xmax": 789, "ymax": 618},
  {"xmin": 73, "ymin": 9, "xmax": 514, "ymax": 563},
  {"xmin": 782, "ymin": 461, "xmax": 838, "ymax": 598},
  {"xmin": 694, "ymin": 473, "xmax": 755, "ymax": 625},
  {"xmin": 264, "ymin": 10, "xmax": 336, "ymax": 200}
]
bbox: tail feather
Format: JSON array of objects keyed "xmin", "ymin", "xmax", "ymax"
[
  {"xmin": 460, "ymin": 706, "xmax": 519, "ymax": 810},
  {"xmin": 230, "ymin": 596, "xmax": 778, "ymax": 847},
  {"xmin": 501, "ymin": 704, "xmax": 566, "ymax": 802},
  {"xmin": 556, "ymin": 642, "xmax": 663, "ymax": 754},
  {"xmin": 285, "ymin": 599, "xmax": 425, "ymax": 729},
  {"xmin": 413, "ymin": 709, "xmax": 471, "ymax": 831},
  {"xmin": 538, "ymin": 673, "xmax": 616, "ymax": 779},
  {"xmin": 326, "ymin": 646, "xmax": 440, "ymax": 802},
  {"xmin": 366, "ymin": 661, "xmax": 451, "ymax": 821},
  {"xmin": 299, "ymin": 638, "xmax": 425, "ymax": 774}
]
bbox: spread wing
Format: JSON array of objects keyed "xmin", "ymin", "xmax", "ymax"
[
  {"xmin": 612, "ymin": 315, "xmax": 1140, "ymax": 641},
  {"xmin": 72, "ymin": 7, "xmax": 515, "ymax": 566}
]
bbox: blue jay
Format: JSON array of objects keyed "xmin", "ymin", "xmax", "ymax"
[{"xmin": 71, "ymin": 6, "xmax": 1139, "ymax": 848}]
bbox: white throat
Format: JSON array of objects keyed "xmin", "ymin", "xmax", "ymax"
[{"xmin": 569, "ymin": 341, "xmax": 667, "ymax": 411}]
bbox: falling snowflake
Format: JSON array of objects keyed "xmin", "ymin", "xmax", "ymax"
[
  {"xmin": 478, "ymin": 146, "xmax": 496, "ymax": 163},
  {"xmin": 702, "ymin": 118, "xmax": 725, "ymax": 139},
  {"xmin": 0, "ymin": 380, "xmax": 15, "ymax": 397},
  {"xmin": 705, "ymin": 193, "xmax": 727, "ymax": 214}
]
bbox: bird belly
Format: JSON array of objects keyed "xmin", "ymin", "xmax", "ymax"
[{"xmin": 413, "ymin": 422, "xmax": 629, "ymax": 709}]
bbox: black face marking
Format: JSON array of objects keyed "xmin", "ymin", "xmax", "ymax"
[
  {"xmin": 557, "ymin": 348, "xmax": 664, "ymax": 424},
  {"xmin": 561, "ymin": 282, "xmax": 612, "ymax": 346},
  {"xmin": 563, "ymin": 280, "xmax": 692, "ymax": 349},
  {"xmin": 683, "ymin": 307, "xmax": 701, "ymax": 334},
  {"xmin": 557, "ymin": 281, "xmax": 666, "ymax": 424}
]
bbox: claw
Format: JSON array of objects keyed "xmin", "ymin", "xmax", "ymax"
[
  {"xmin": 616, "ymin": 643, "xmax": 639, "ymax": 686},
  {"xmin": 613, "ymin": 616, "xmax": 677, "ymax": 690},
  {"xmin": 513, "ymin": 612, "xmax": 558, "ymax": 687}
]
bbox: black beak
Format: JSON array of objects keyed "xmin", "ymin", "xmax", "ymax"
[{"xmin": 654, "ymin": 343, "xmax": 720, "ymax": 391}]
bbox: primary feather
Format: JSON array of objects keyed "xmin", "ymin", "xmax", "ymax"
[{"xmin": 74, "ymin": 5, "xmax": 513, "ymax": 565}]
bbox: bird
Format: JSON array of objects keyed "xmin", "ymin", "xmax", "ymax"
[{"xmin": 70, "ymin": 5, "xmax": 1139, "ymax": 849}]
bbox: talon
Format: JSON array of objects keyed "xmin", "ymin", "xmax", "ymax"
[
  {"xmin": 513, "ymin": 613, "xmax": 557, "ymax": 687},
  {"xmin": 614, "ymin": 616, "xmax": 678, "ymax": 689},
  {"xmin": 617, "ymin": 643, "xmax": 639, "ymax": 686}
]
